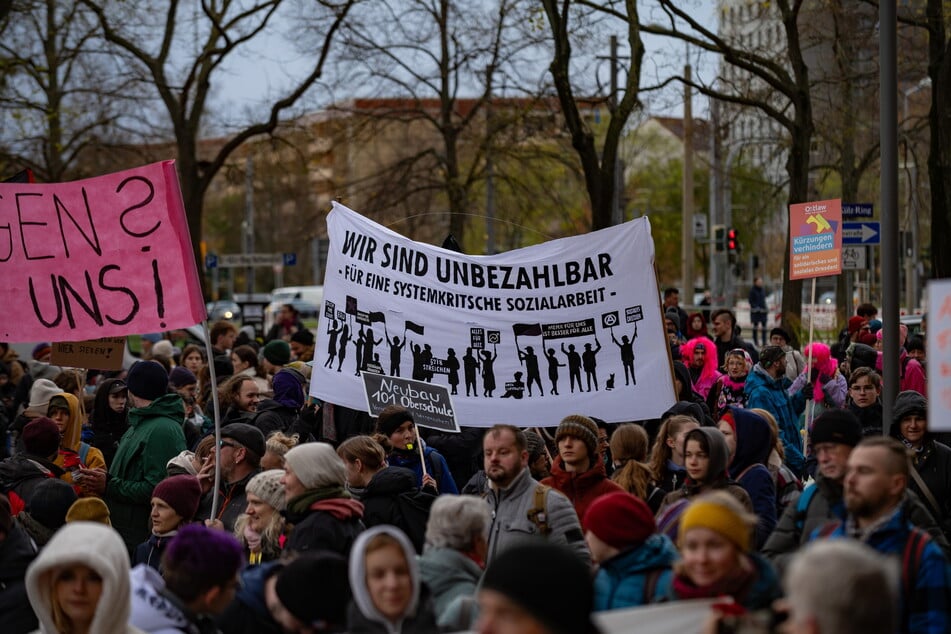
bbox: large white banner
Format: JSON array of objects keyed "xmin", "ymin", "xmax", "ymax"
[{"xmin": 309, "ymin": 203, "xmax": 676, "ymax": 427}]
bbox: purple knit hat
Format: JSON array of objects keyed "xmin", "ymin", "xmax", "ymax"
[
  {"xmin": 271, "ymin": 369, "xmax": 304, "ymax": 409},
  {"xmin": 165, "ymin": 524, "xmax": 244, "ymax": 585}
]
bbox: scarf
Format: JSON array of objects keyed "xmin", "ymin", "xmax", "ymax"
[
  {"xmin": 672, "ymin": 558, "xmax": 755, "ymax": 605},
  {"xmin": 287, "ymin": 485, "xmax": 350, "ymax": 516},
  {"xmin": 897, "ymin": 434, "xmax": 934, "ymax": 468}
]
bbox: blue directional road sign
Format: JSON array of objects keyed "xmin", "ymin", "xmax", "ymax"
[
  {"xmin": 842, "ymin": 222, "xmax": 880, "ymax": 245},
  {"xmin": 283, "ymin": 252, "xmax": 297, "ymax": 266},
  {"xmin": 205, "ymin": 253, "xmax": 218, "ymax": 269}
]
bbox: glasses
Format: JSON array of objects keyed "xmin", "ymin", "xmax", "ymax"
[{"xmin": 218, "ymin": 440, "xmax": 237, "ymax": 449}]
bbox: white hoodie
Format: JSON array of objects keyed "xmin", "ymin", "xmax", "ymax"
[
  {"xmin": 25, "ymin": 521, "xmax": 144, "ymax": 634},
  {"xmin": 348, "ymin": 525, "xmax": 422, "ymax": 634},
  {"xmin": 128, "ymin": 564, "xmax": 192, "ymax": 634}
]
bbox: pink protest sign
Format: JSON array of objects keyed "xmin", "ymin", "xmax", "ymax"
[
  {"xmin": 0, "ymin": 161, "xmax": 206, "ymax": 342},
  {"xmin": 788, "ymin": 198, "xmax": 843, "ymax": 280}
]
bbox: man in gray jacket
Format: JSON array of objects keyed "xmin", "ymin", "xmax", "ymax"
[
  {"xmin": 482, "ymin": 424, "xmax": 589, "ymax": 564},
  {"xmin": 763, "ymin": 409, "xmax": 949, "ymax": 571}
]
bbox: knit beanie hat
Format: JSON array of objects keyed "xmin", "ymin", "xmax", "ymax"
[
  {"xmin": 555, "ymin": 415, "xmax": 600, "ymax": 459},
  {"xmin": 848, "ymin": 316, "xmax": 867, "ymax": 336},
  {"xmin": 247, "ymin": 469, "xmax": 287, "ymax": 511},
  {"xmin": 152, "ymin": 475, "xmax": 202, "ymax": 521},
  {"xmin": 151, "ymin": 340, "xmax": 176, "ymax": 359},
  {"xmin": 65, "ymin": 497, "xmax": 112, "ymax": 526},
  {"xmin": 263, "ymin": 340, "xmax": 291, "ymax": 366},
  {"xmin": 758, "ymin": 345, "xmax": 785, "ymax": 368},
  {"xmin": 679, "ymin": 495, "xmax": 751, "ymax": 553},
  {"xmin": 290, "ymin": 329, "xmax": 315, "ymax": 346},
  {"xmin": 810, "ymin": 409, "xmax": 862, "ymax": 448},
  {"xmin": 376, "ymin": 407, "xmax": 414, "ymax": 437},
  {"xmin": 126, "ymin": 360, "xmax": 169, "ymax": 401},
  {"xmin": 524, "ymin": 430, "xmax": 547, "ymax": 462},
  {"xmin": 168, "ymin": 366, "xmax": 197, "ymax": 388},
  {"xmin": 584, "ymin": 492, "xmax": 656, "ymax": 550},
  {"xmin": 276, "ymin": 552, "xmax": 351, "ymax": 628},
  {"xmin": 22, "ymin": 417, "xmax": 61, "ymax": 458},
  {"xmin": 213, "ymin": 354, "xmax": 234, "ymax": 382},
  {"xmin": 27, "ymin": 479, "xmax": 77, "ymax": 530},
  {"xmin": 664, "ymin": 308, "xmax": 681, "ymax": 332},
  {"xmin": 769, "ymin": 327, "xmax": 791, "ymax": 344},
  {"xmin": 284, "ymin": 443, "xmax": 346, "ymax": 490},
  {"xmin": 481, "ymin": 542, "xmax": 599, "ymax": 634},
  {"xmin": 32, "ymin": 342, "xmax": 52, "ymax": 360},
  {"xmin": 25, "ymin": 379, "xmax": 64, "ymax": 417}
]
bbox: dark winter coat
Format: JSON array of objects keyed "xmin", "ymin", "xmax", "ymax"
[
  {"xmin": 388, "ymin": 446, "xmax": 458, "ymax": 495},
  {"xmin": 849, "ymin": 400, "xmax": 883, "ymax": 437},
  {"xmin": 250, "ymin": 399, "xmax": 297, "ymax": 437},
  {"xmin": 283, "ymin": 497, "xmax": 365, "ymax": 556},
  {"xmin": 215, "ymin": 561, "xmax": 283, "ymax": 634},
  {"xmin": 196, "ymin": 468, "xmax": 260, "ymax": 533},
  {"xmin": 0, "ymin": 519, "xmax": 38, "ymax": 634},
  {"xmin": 727, "ymin": 407, "xmax": 777, "ymax": 549},
  {"xmin": 0, "ymin": 454, "xmax": 63, "ymax": 514},
  {"xmin": 132, "ymin": 532, "xmax": 175, "ymax": 572},
  {"xmin": 744, "ymin": 365, "xmax": 807, "ymax": 477}
]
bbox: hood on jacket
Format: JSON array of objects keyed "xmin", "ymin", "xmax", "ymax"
[
  {"xmin": 166, "ymin": 450, "xmax": 198, "ymax": 477},
  {"xmin": 365, "ymin": 466, "xmax": 418, "ymax": 497},
  {"xmin": 685, "ymin": 427, "xmax": 731, "ymax": 484},
  {"xmin": 128, "ymin": 393, "xmax": 185, "ymax": 428},
  {"xmin": 663, "ymin": 400, "xmax": 711, "ymax": 427},
  {"xmin": 849, "ymin": 343, "xmax": 878, "ymax": 372},
  {"xmin": 349, "ymin": 525, "xmax": 420, "ymax": 632},
  {"xmin": 129, "ymin": 563, "xmax": 190, "ymax": 633},
  {"xmin": 601, "ymin": 533, "xmax": 679, "ymax": 573},
  {"xmin": 91, "ymin": 378, "xmax": 128, "ymax": 432},
  {"xmin": 727, "ymin": 407, "xmax": 773, "ymax": 478},
  {"xmin": 25, "ymin": 521, "xmax": 132, "ymax": 634},
  {"xmin": 53, "ymin": 392, "xmax": 84, "ymax": 452},
  {"xmin": 891, "ymin": 390, "xmax": 928, "ymax": 433}
]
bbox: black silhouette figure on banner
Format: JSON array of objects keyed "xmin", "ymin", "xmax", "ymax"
[
  {"xmin": 582, "ymin": 339, "xmax": 602, "ymax": 392},
  {"xmin": 501, "ymin": 371, "xmax": 525, "ymax": 399},
  {"xmin": 481, "ymin": 345, "xmax": 498, "ymax": 397},
  {"xmin": 517, "ymin": 345, "xmax": 544, "ymax": 397},
  {"xmin": 354, "ymin": 327, "xmax": 366, "ymax": 375},
  {"xmin": 325, "ymin": 319, "xmax": 343, "ymax": 368},
  {"xmin": 384, "ymin": 329, "xmax": 406, "ymax": 376},
  {"xmin": 463, "ymin": 347, "xmax": 480, "ymax": 396},
  {"xmin": 410, "ymin": 342, "xmax": 425, "ymax": 380},
  {"xmin": 610, "ymin": 323, "xmax": 638, "ymax": 385},
  {"xmin": 362, "ymin": 327, "xmax": 383, "ymax": 373},
  {"xmin": 421, "ymin": 344, "xmax": 434, "ymax": 382},
  {"xmin": 445, "ymin": 349, "xmax": 460, "ymax": 395},
  {"xmin": 336, "ymin": 323, "xmax": 351, "ymax": 372},
  {"xmin": 562, "ymin": 343, "xmax": 583, "ymax": 393},
  {"xmin": 545, "ymin": 348, "xmax": 565, "ymax": 395}
]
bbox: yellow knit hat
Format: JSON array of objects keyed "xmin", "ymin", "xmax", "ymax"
[
  {"xmin": 65, "ymin": 497, "xmax": 112, "ymax": 527},
  {"xmin": 678, "ymin": 495, "xmax": 751, "ymax": 552}
]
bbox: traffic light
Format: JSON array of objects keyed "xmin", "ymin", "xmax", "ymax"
[
  {"xmin": 713, "ymin": 225, "xmax": 726, "ymax": 252},
  {"xmin": 727, "ymin": 228, "xmax": 738, "ymax": 253}
]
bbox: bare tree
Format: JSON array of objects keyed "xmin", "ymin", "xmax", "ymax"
[
  {"xmin": 79, "ymin": 0, "xmax": 356, "ymax": 295},
  {"xmin": 332, "ymin": 0, "xmax": 542, "ymax": 249},
  {"xmin": 640, "ymin": 0, "xmax": 814, "ymax": 337},
  {"xmin": 0, "ymin": 0, "xmax": 139, "ymax": 181},
  {"xmin": 540, "ymin": 0, "xmax": 644, "ymax": 231}
]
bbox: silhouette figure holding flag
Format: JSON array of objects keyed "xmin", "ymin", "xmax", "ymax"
[
  {"xmin": 481, "ymin": 345, "xmax": 498, "ymax": 397},
  {"xmin": 582, "ymin": 339, "xmax": 602, "ymax": 392},
  {"xmin": 518, "ymin": 346, "xmax": 544, "ymax": 397},
  {"xmin": 362, "ymin": 327, "xmax": 383, "ymax": 373},
  {"xmin": 610, "ymin": 323, "xmax": 638, "ymax": 386},
  {"xmin": 384, "ymin": 328, "xmax": 406, "ymax": 376},
  {"xmin": 545, "ymin": 348, "xmax": 564, "ymax": 395},
  {"xmin": 562, "ymin": 343, "xmax": 582, "ymax": 393}
]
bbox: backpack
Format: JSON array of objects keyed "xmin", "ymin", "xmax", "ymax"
[
  {"xmin": 526, "ymin": 483, "xmax": 551, "ymax": 536},
  {"xmin": 794, "ymin": 483, "xmax": 819, "ymax": 532},
  {"xmin": 393, "ymin": 489, "xmax": 438, "ymax": 553}
]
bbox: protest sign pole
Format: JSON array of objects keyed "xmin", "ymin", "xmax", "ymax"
[
  {"xmin": 416, "ymin": 439, "xmax": 429, "ymax": 477},
  {"xmin": 202, "ymin": 322, "xmax": 223, "ymax": 519},
  {"xmin": 805, "ymin": 277, "xmax": 817, "ymax": 442}
]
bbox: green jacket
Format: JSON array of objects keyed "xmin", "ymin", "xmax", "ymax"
[{"xmin": 106, "ymin": 393, "xmax": 186, "ymax": 552}]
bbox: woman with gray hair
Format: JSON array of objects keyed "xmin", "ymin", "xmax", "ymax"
[{"xmin": 418, "ymin": 495, "xmax": 490, "ymax": 629}]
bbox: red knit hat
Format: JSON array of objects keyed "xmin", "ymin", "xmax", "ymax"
[
  {"xmin": 848, "ymin": 316, "xmax": 867, "ymax": 336},
  {"xmin": 152, "ymin": 475, "xmax": 202, "ymax": 521},
  {"xmin": 583, "ymin": 491, "xmax": 656, "ymax": 549}
]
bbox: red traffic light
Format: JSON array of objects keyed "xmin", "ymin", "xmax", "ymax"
[{"xmin": 727, "ymin": 228, "xmax": 738, "ymax": 251}]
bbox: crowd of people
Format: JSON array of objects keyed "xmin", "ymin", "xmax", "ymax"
[{"xmin": 0, "ymin": 295, "xmax": 945, "ymax": 634}]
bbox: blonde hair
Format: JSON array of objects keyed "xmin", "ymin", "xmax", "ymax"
[
  {"xmin": 337, "ymin": 435, "xmax": 386, "ymax": 471},
  {"xmin": 265, "ymin": 431, "xmax": 299, "ymax": 460},
  {"xmin": 233, "ymin": 511, "xmax": 284, "ymax": 561}
]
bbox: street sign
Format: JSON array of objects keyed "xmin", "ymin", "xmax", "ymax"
[
  {"xmin": 283, "ymin": 252, "xmax": 297, "ymax": 266},
  {"xmin": 693, "ymin": 214, "xmax": 708, "ymax": 240},
  {"xmin": 842, "ymin": 245, "xmax": 867, "ymax": 270},
  {"xmin": 842, "ymin": 203, "xmax": 873, "ymax": 218},
  {"xmin": 842, "ymin": 222, "xmax": 880, "ymax": 245},
  {"xmin": 205, "ymin": 253, "xmax": 218, "ymax": 269},
  {"xmin": 217, "ymin": 253, "xmax": 283, "ymax": 267}
]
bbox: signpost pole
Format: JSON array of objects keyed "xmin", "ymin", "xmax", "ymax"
[{"xmin": 805, "ymin": 277, "xmax": 817, "ymax": 441}]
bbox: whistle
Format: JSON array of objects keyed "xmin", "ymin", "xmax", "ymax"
[{"xmin": 406, "ymin": 443, "xmax": 414, "ymax": 451}]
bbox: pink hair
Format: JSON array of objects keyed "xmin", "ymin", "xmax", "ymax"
[
  {"xmin": 803, "ymin": 342, "xmax": 835, "ymax": 404},
  {"xmin": 681, "ymin": 336, "xmax": 720, "ymax": 386}
]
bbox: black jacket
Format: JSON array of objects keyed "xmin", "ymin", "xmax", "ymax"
[
  {"xmin": 283, "ymin": 498, "xmax": 365, "ymax": 556},
  {"xmin": 251, "ymin": 399, "xmax": 297, "ymax": 437},
  {"xmin": 0, "ymin": 520, "xmax": 38, "ymax": 634},
  {"xmin": 196, "ymin": 469, "xmax": 259, "ymax": 533},
  {"xmin": 0, "ymin": 454, "xmax": 63, "ymax": 510}
]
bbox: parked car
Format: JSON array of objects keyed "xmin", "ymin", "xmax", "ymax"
[
  {"xmin": 206, "ymin": 300, "xmax": 242, "ymax": 321},
  {"xmin": 264, "ymin": 286, "xmax": 323, "ymax": 329}
]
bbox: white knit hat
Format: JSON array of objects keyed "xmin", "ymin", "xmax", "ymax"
[
  {"xmin": 247, "ymin": 469, "xmax": 287, "ymax": 511},
  {"xmin": 283, "ymin": 443, "xmax": 346, "ymax": 490},
  {"xmin": 25, "ymin": 379, "xmax": 65, "ymax": 417}
]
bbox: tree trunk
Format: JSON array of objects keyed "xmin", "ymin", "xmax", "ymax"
[{"xmin": 928, "ymin": 1, "xmax": 951, "ymax": 278}]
